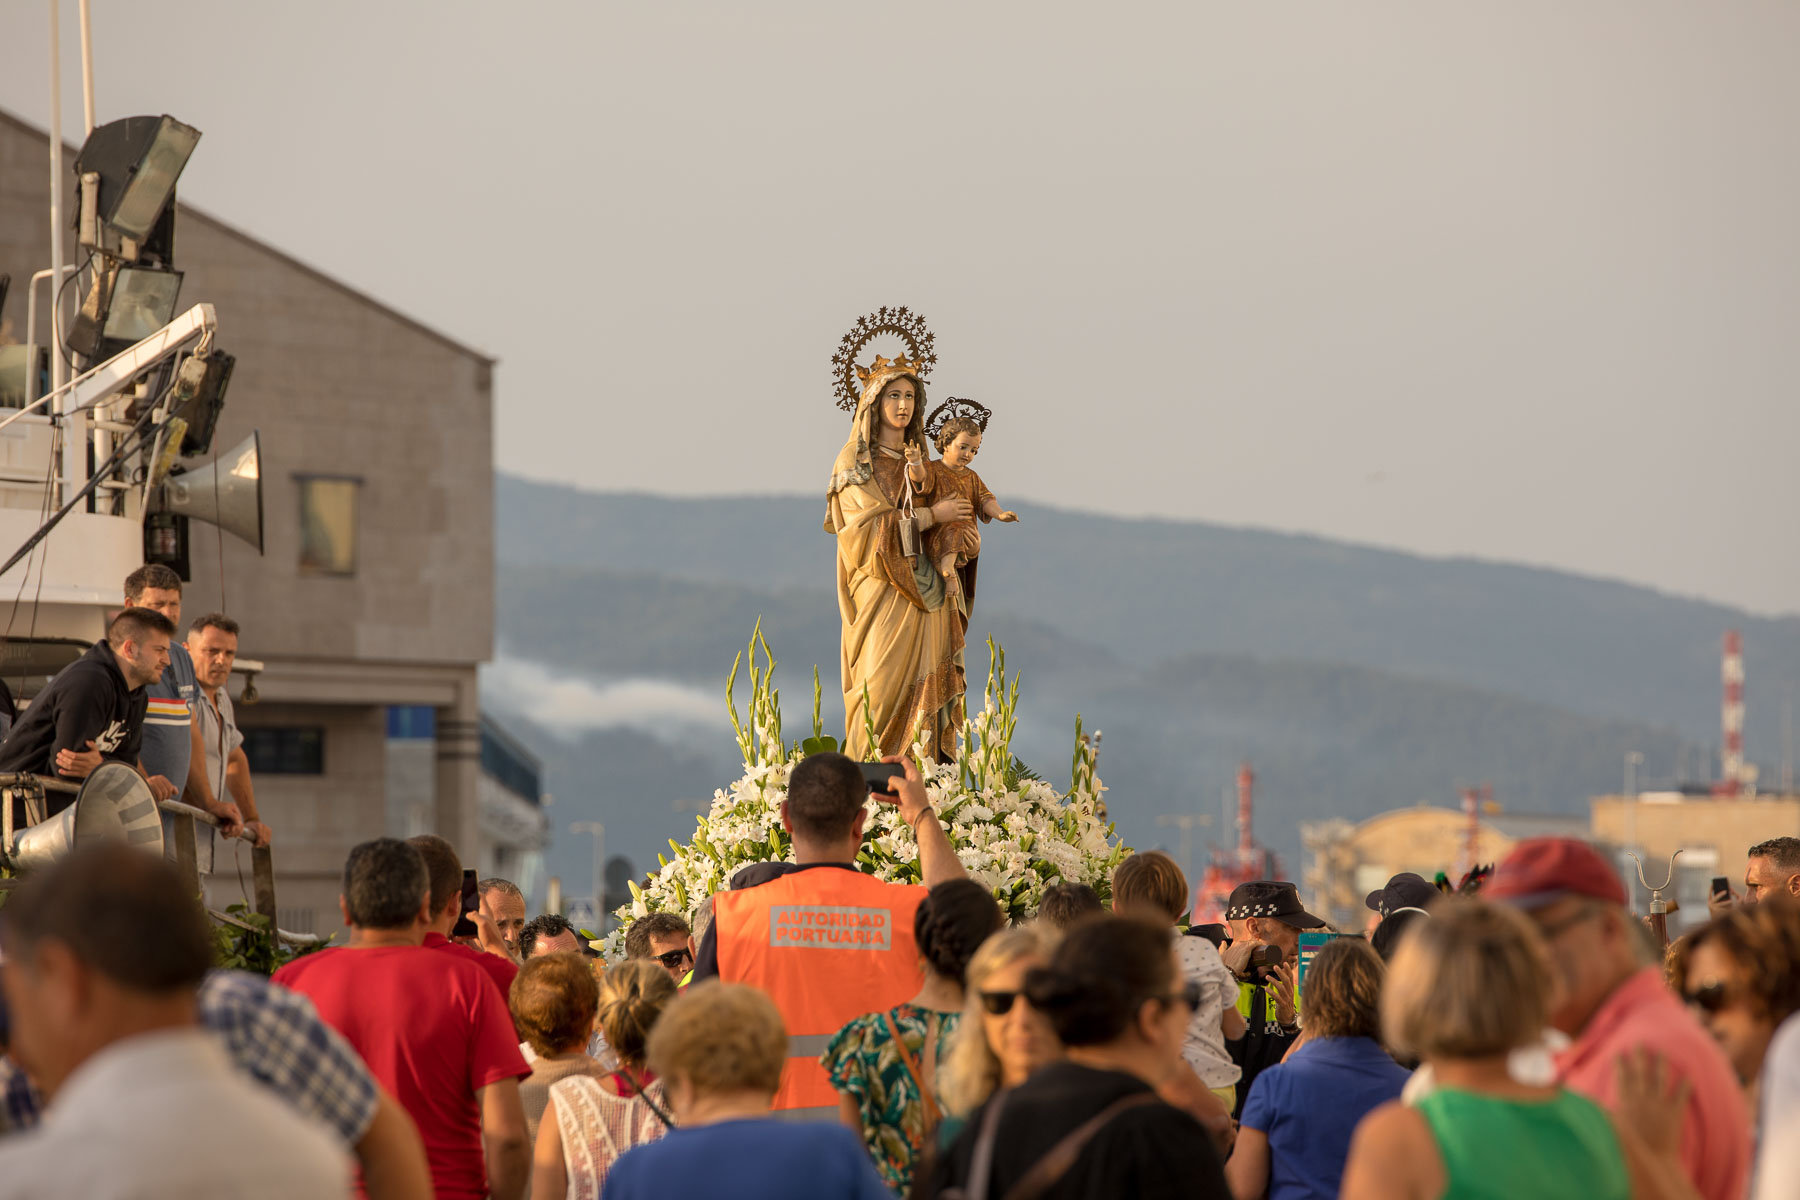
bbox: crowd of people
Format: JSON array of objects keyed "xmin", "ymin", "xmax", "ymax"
[{"xmin": 0, "ymin": 728, "xmax": 1795, "ymax": 1199}]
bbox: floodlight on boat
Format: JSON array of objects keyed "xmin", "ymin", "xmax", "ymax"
[
  {"xmin": 75, "ymin": 115, "xmax": 201, "ymax": 251},
  {"xmin": 66, "ymin": 261, "xmax": 184, "ymax": 361}
]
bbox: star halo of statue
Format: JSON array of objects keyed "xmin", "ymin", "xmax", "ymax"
[{"xmin": 823, "ymin": 307, "xmax": 969, "ymax": 762}]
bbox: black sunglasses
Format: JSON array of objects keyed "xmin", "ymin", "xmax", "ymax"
[
  {"xmin": 1164, "ymin": 981, "xmax": 1204, "ymax": 1013},
  {"xmin": 1684, "ymin": 982, "xmax": 1732, "ymax": 1016},
  {"xmin": 979, "ymin": 990, "xmax": 1022, "ymax": 1015},
  {"xmin": 982, "ymin": 981, "xmax": 1203, "ymax": 1016},
  {"xmin": 655, "ymin": 948, "xmax": 693, "ymax": 970}
]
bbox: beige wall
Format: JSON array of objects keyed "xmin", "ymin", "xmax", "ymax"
[{"xmin": 1591, "ymin": 794, "xmax": 1800, "ymax": 895}]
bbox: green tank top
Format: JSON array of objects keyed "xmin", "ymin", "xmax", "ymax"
[{"xmin": 1415, "ymin": 1087, "xmax": 1631, "ymax": 1200}]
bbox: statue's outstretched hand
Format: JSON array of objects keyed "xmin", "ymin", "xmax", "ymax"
[
  {"xmin": 904, "ymin": 442, "xmax": 924, "ymax": 466},
  {"xmin": 995, "ymin": 510, "xmax": 1019, "ymax": 523}
]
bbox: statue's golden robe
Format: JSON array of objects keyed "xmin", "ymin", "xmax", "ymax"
[{"xmin": 825, "ymin": 368, "xmax": 965, "ymax": 760}]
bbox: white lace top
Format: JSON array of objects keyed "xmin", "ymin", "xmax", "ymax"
[{"xmin": 548, "ymin": 1074, "xmax": 671, "ymax": 1197}]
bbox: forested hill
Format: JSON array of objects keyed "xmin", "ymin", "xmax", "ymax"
[
  {"xmin": 491, "ymin": 476, "xmax": 1794, "ymax": 893},
  {"xmin": 497, "ymin": 475, "xmax": 1797, "ymax": 758}
]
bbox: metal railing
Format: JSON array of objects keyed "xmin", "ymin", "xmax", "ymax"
[{"xmin": 0, "ymin": 773, "xmax": 285, "ymax": 940}]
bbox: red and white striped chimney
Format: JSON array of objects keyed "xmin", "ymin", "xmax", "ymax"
[{"xmin": 1722, "ymin": 630, "xmax": 1745, "ymax": 795}]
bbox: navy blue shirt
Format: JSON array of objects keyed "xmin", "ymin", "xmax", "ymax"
[
  {"xmin": 601, "ymin": 1118, "xmax": 892, "ymax": 1200},
  {"xmin": 1238, "ymin": 1036, "xmax": 1411, "ymax": 1200}
]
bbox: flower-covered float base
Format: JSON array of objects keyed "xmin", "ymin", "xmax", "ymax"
[{"xmin": 599, "ymin": 628, "xmax": 1132, "ymax": 956}]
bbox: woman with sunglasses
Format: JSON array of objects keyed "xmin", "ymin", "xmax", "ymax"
[
  {"xmin": 1672, "ymin": 902, "xmax": 1800, "ymax": 1200},
  {"xmin": 919, "ymin": 914, "xmax": 1229, "ymax": 1200},
  {"xmin": 936, "ymin": 925, "xmax": 1062, "ymax": 1145},
  {"xmin": 821, "ymin": 879, "xmax": 1004, "ymax": 1195},
  {"xmin": 1341, "ymin": 899, "xmax": 1699, "ymax": 1200},
  {"xmin": 533, "ymin": 960, "xmax": 677, "ymax": 1200}
]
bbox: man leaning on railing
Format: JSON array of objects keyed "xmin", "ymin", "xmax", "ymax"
[
  {"xmin": 188, "ymin": 612, "xmax": 271, "ymax": 849},
  {"xmin": 0, "ymin": 607, "xmax": 180, "ymax": 814}
]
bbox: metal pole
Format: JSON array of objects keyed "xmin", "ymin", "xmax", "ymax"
[
  {"xmin": 1624, "ymin": 751, "xmax": 1643, "ymax": 861},
  {"xmin": 1783, "ymin": 687, "xmax": 1794, "ymax": 794},
  {"xmin": 78, "ymin": 0, "xmax": 95, "ymax": 134},
  {"xmin": 47, "ymin": 1, "xmax": 67, "ymax": 412},
  {"xmin": 1155, "ymin": 813, "xmax": 1211, "ymax": 891},
  {"xmin": 571, "ymin": 821, "xmax": 605, "ymax": 914}
]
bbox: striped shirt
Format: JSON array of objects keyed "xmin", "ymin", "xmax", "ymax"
[{"xmin": 139, "ymin": 641, "xmax": 198, "ymax": 787}]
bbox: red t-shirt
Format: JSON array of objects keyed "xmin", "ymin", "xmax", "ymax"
[
  {"xmin": 274, "ymin": 945, "xmax": 530, "ymax": 1200},
  {"xmin": 423, "ymin": 931, "xmax": 520, "ymax": 1003}
]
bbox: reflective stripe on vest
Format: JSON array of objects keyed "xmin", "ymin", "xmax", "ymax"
[{"xmin": 715, "ymin": 870, "xmax": 928, "ymax": 1112}]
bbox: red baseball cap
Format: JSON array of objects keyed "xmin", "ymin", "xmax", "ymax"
[{"xmin": 1486, "ymin": 837, "xmax": 1627, "ymax": 909}]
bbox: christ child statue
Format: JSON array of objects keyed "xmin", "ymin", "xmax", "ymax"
[{"xmin": 914, "ymin": 416, "xmax": 1017, "ymax": 606}]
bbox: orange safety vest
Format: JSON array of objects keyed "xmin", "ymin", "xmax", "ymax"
[{"xmin": 715, "ymin": 868, "xmax": 927, "ymax": 1119}]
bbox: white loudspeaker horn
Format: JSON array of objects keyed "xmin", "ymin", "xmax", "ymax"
[
  {"xmin": 11, "ymin": 763, "xmax": 164, "ymax": 870},
  {"xmin": 158, "ymin": 430, "xmax": 264, "ymax": 554}
]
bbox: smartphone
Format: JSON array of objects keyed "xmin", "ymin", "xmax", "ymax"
[
  {"xmin": 1711, "ymin": 876, "xmax": 1731, "ymax": 900},
  {"xmin": 451, "ymin": 868, "xmax": 479, "ymax": 938},
  {"xmin": 860, "ymin": 762, "xmax": 904, "ymax": 794}
]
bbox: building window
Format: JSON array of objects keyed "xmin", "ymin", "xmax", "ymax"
[
  {"xmin": 242, "ymin": 726, "xmax": 325, "ymax": 775},
  {"xmin": 386, "ymin": 706, "xmax": 437, "ymax": 740},
  {"xmin": 480, "ymin": 717, "xmax": 542, "ymax": 803},
  {"xmin": 297, "ymin": 475, "xmax": 360, "ymax": 575}
]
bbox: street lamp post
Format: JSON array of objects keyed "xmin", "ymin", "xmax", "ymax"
[
  {"xmin": 1155, "ymin": 813, "xmax": 1212, "ymax": 891},
  {"xmin": 570, "ymin": 821, "xmax": 605, "ymax": 917},
  {"xmin": 1623, "ymin": 752, "xmax": 1644, "ymax": 859}
]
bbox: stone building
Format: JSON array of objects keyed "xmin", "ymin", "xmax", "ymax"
[{"xmin": 0, "ymin": 107, "xmax": 546, "ymax": 929}]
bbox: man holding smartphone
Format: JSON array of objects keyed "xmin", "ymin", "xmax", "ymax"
[
  {"xmin": 691, "ymin": 753, "xmax": 966, "ymax": 1120},
  {"xmin": 409, "ymin": 836, "xmax": 520, "ymax": 1003},
  {"xmin": 1710, "ymin": 837, "xmax": 1800, "ymax": 915}
]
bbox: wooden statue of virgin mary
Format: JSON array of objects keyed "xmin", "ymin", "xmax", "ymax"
[{"xmin": 823, "ymin": 309, "xmax": 971, "ymax": 761}]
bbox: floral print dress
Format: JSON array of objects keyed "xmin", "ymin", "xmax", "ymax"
[{"xmin": 822, "ymin": 1002, "xmax": 960, "ymax": 1194}]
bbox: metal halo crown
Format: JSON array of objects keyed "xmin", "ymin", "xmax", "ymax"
[
  {"xmin": 830, "ymin": 306, "xmax": 938, "ymax": 413},
  {"xmin": 924, "ymin": 397, "xmax": 991, "ymax": 444}
]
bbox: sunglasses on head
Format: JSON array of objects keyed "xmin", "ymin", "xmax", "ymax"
[
  {"xmin": 1683, "ymin": 982, "xmax": 1732, "ymax": 1016},
  {"xmin": 655, "ymin": 948, "xmax": 693, "ymax": 970}
]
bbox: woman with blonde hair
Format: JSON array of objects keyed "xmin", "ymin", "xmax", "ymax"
[
  {"xmin": 937, "ymin": 925, "xmax": 1063, "ymax": 1129},
  {"xmin": 531, "ymin": 959, "xmax": 676, "ymax": 1200},
  {"xmin": 1340, "ymin": 898, "xmax": 1699, "ymax": 1200}
]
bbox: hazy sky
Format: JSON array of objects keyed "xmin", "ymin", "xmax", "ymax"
[{"xmin": 6, "ymin": 2, "xmax": 1796, "ymax": 615}]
